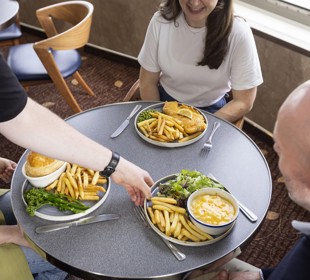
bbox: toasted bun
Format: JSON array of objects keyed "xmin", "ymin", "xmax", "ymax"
[{"xmin": 25, "ymin": 152, "xmax": 64, "ymax": 177}]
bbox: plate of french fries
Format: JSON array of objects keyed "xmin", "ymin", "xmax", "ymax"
[
  {"xmin": 135, "ymin": 102, "xmax": 208, "ymax": 148},
  {"xmin": 22, "ymin": 163, "xmax": 110, "ymax": 221},
  {"xmin": 144, "ymin": 175, "xmax": 236, "ymax": 246}
]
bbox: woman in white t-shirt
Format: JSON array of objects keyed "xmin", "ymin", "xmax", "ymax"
[{"xmin": 138, "ymin": 0, "xmax": 263, "ymax": 123}]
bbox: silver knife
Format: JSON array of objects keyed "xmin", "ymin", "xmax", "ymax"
[
  {"xmin": 110, "ymin": 104, "xmax": 142, "ymax": 138},
  {"xmin": 35, "ymin": 213, "xmax": 120, "ymax": 233}
]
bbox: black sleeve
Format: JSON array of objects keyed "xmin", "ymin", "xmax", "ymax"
[
  {"xmin": 0, "ymin": 53, "xmax": 28, "ymax": 122},
  {"xmin": 262, "ymin": 235, "xmax": 310, "ymax": 280},
  {"xmin": 261, "ymin": 268, "xmax": 274, "ymax": 279}
]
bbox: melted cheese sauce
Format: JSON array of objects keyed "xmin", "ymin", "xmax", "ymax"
[{"xmin": 190, "ymin": 194, "xmax": 235, "ymax": 225}]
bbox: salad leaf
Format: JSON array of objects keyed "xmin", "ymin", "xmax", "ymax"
[{"xmin": 157, "ymin": 170, "xmax": 224, "ymax": 207}]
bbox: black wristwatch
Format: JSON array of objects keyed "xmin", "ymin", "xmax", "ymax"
[{"xmin": 99, "ymin": 151, "xmax": 120, "ymax": 177}]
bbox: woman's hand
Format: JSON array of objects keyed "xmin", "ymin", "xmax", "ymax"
[
  {"xmin": 0, "ymin": 157, "xmax": 16, "ymax": 183},
  {"xmin": 111, "ymin": 157, "xmax": 153, "ymax": 206}
]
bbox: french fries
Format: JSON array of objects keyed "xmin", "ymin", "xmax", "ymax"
[
  {"xmin": 45, "ymin": 163, "xmax": 107, "ymax": 201},
  {"xmin": 137, "ymin": 111, "xmax": 199, "ymax": 143},
  {"xmin": 147, "ymin": 197, "xmax": 214, "ymax": 242}
]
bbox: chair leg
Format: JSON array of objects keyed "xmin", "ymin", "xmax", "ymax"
[
  {"xmin": 52, "ymin": 77, "xmax": 82, "ymax": 113},
  {"xmin": 73, "ymin": 71, "xmax": 95, "ymax": 96},
  {"xmin": 0, "ymin": 40, "xmax": 15, "ymax": 47},
  {"xmin": 13, "ymin": 38, "xmax": 20, "ymax": 45}
]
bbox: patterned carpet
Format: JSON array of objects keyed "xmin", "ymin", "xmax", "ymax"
[{"xmin": 1, "ymin": 31, "xmax": 309, "ymax": 277}]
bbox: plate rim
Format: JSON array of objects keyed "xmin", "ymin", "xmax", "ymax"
[
  {"xmin": 135, "ymin": 102, "xmax": 208, "ymax": 148},
  {"xmin": 21, "ymin": 178, "xmax": 110, "ymax": 221},
  {"xmin": 143, "ymin": 173, "xmax": 236, "ymax": 247}
]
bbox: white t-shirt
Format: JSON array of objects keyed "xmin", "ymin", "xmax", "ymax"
[{"xmin": 138, "ymin": 12, "xmax": 263, "ymax": 107}]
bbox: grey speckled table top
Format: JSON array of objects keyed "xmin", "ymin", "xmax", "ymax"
[{"xmin": 11, "ymin": 102, "xmax": 272, "ymax": 279}]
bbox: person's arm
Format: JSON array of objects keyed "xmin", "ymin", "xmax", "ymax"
[
  {"xmin": 0, "ymin": 157, "xmax": 16, "ymax": 183},
  {"xmin": 0, "ymin": 98, "xmax": 153, "ymax": 205},
  {"xmin": 139, "ymin": 67, "xmax": 161, "ymax": 101},
  {"xmin": 0, "ymin": 224, "xmax": 31, "ymax": 248},
  {"xmin": 214, "ymin": 87, "xmax": 257, "ymax": 123}
]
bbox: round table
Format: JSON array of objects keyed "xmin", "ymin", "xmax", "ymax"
[
  {"xmin": 0, "ymin": 0, "xmax": 19, "ymax": 31},
  {"xmin": 11, "ymin": 101, "xmax": 272, "ymax": 279}
]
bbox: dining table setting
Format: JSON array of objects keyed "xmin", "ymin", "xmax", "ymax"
[{"xmin": 11, "ymin": 101, "xmax": 272, "ymax": 279}]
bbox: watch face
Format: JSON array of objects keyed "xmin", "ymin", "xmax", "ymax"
[{"xmin": 100, "ymin": 167, "xmax": 114, "ymax": 178}]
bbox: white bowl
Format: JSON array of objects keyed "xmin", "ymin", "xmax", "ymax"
[
  {"xmin": 22, "ymin": 161, "xmax": 67, "ymax": 188},
  {"xmin": 187, "ymin": 188, "xmax": 239, "ymax": 236}
]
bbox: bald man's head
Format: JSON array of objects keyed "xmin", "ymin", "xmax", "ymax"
[
  {"xmin": 273, "ymin": 80, "xmax": 310, "ymax": 211},
  {"xmin": 277, "ymin": 81, "xmax": 310, "ymax": 158},
  {"xmin": 279, "ymin": 80, "xmax": 310, "ymax": 122}
]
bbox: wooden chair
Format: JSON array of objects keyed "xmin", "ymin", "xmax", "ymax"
[
  {"xmin": 7, "ymin": 1, "xmax": 95, "ymax": 113},
  {"xmin": 123, "ymin": 80, "xmax": 244, "ymax": 129},
  {"xmin": 0, "ymin": 15, "xmax": 22, "ymax": 47}
]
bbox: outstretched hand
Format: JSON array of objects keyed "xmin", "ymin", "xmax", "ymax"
[
  {"xmin": 111, "ymin": 157, "xmax": 153, "ymax": 206},
  {"xmin": 0, "ymin": 157, "xmax": 16, "ymax": 183}
]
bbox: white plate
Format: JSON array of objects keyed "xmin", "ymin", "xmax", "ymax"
[
  {"xmin": 135, "ymin": 103, "xmax": 208, "ymax": 148},
  {"xmin": 144, "ymin": 174, "xmax": 236, "ymax": 247},
  {"xmin": 22, "ymin": 179, "xmax": 110, "ymax": 221}
]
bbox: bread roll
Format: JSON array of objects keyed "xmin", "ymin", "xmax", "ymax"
[{"xmin": 25, "ymin": 152, "xmax": 64, "ymax": 177}]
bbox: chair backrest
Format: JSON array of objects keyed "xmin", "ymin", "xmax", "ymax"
[
  {"xmin": 28, "ymin": 1, "xmax": 94, "ymax": 113},
  {"xmin": 31, "ymin": 1, "xmax": 93, "ymax": 89},
  {"xmin": 123, "ymin": 79, "xmax": 245, "ymax": 129},
  {"xmin": 34, "ymin": 1, "xmax": 93, "ymax": 52}
]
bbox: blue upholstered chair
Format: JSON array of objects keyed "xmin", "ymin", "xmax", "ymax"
[
  {"xmin": 0, "ymin": 18, "xmax": 22, "ymax": 47},
  {"xmin": 7, "ymin": 1, "xmax": 95, "ymax": 113}
]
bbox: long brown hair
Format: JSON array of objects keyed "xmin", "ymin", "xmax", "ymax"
[{"xmin": 159, "ymin": 0, "xmax": 234, "ymax": 69}]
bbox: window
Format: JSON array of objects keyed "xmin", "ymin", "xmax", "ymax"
[
  {"xmin": 280, "ymin": 0, "xmax": 310, "ymax": 10},
  {"xmin": 240, "ymin": 0, "xmax": 310, "ymax": 26}
]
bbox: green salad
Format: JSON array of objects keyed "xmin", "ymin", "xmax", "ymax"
[{"xmin": 157, "ymin": 169, "xmax": 224, "ymax": 208}]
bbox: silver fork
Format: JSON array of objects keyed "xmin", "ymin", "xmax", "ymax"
[
  {"xmin": 133, "ymin": 206, "xmax": 186, "ymax": 261},
  {"xmin": 202, "ymin": 122, "xmax": 221, "ymax": 152}
]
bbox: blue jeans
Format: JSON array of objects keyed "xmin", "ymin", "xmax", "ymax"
[
  {"xmin": 21, "ymin": 246, "xmax": 68, "ymax": 280},
  {"xmin": 158, "ymin": 85, "xmax": 227, "ymax": 113},
  {"xmin": 0, "ymin": 191, "xmax": 68, "ymax": 280}
]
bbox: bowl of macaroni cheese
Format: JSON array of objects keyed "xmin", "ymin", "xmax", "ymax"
[{"xmin": 187, "ymin": 188, "xmax": 239, "ymax": 236}]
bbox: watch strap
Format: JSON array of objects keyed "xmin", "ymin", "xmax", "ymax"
[{"xmin": 99, "ymin": 152, "xmax": 120, "ymax": 177}]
